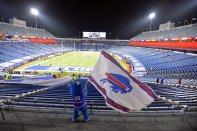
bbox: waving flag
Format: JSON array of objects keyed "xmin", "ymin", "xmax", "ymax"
[{"xmin": 89, "ymin": 50, "xmax": 156, "ymax": 112}]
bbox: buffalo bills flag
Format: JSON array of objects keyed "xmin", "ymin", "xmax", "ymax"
[{"xmin": 89, "ymin": 50, "xmax": 157, "ymax": 112}]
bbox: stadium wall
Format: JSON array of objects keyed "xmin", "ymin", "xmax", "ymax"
[
  {"xmin": 29, "ymin": 38, "xmax": 57, "ymax": 44},
  {"xmin": 128, "ymin": 41, "xmax": 197, "ymax": 50}
]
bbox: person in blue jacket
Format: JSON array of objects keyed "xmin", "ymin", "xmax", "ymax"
[{"xmin": 70, "ymin": 80, "xmax": 88, "ymax": 122}]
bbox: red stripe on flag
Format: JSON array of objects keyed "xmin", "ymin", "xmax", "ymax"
[
  {"xmin": 106, "ymin": 99, "xmax": 130, "ymax": 112},
  {"xmin": 130, "ymin": 76, "xmax": 156, "ymax": 98},
  {"xmin": 89, "ymin": 75, "xmax": 130, "ymax": 112},
  {"xmin": 102, "ymin": 51, "xmax": 120, "ymax": 66},
  {"xmin": 89, "ymin": 76, "xmax": 106, "ymax": 95},
  {"xmin": 105, "ymin": 72, "xmax": 128, "ymax": 90},
  {"xmin": 137, "ymin": 81, "xmax": 155, "ymax": 98}
]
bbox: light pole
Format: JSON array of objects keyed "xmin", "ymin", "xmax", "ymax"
[
  {"xmin": 31, "ymin": 8, "xmax": 39, "ymax": 28},
  {"xmin": 149, "ymin": 12, "xmax": 155, "ymax": 31}
]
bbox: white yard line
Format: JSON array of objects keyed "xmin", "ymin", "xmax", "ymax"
[
  {"xmin": 18, "ymin": 52, "xmax": 75, "ymax": 71},
  {"xmin": 40, "ymin": 52, "xmax": 75, "ymax": 65},
  {"xmin": 17, "ymin": 51, "xmax": 99, "ymax": 71}
]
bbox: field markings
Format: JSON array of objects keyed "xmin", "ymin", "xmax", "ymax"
[
  {"xmin": 40, "ymin": 52, "xmax": 75, "ymax": 66},
  {"xmin": 18, "ymin": 51, "xmax": 101, "ymax": 71},
  {"xmin": 18, "ymin": 52, "xmax": 74, "ymax": 71}
]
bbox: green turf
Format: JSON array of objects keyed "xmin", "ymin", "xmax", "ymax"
[
  {"xmin": 15, "ymin": 51, "xmax": 127, "ymax": 73},
  {"xmin": 39, "ymin": 51, "xmax": 100, "ymax": 67}
]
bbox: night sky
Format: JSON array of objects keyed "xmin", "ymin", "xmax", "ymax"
[{"xmin": 0, "ymin": 0, "xmax": 197, "ymax": 39}]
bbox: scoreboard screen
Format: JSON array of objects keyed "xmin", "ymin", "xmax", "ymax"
[{"xmin": 83, "ymin": 32, "xmax": 106, "ymax": 39}]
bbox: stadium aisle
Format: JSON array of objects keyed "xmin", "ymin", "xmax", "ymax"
[{"xmin": 0, "ymin": 111, "xmax": 197, "ymax": 131}]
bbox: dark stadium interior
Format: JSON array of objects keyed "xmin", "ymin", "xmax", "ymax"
[
  {"xmin": 0, "ymin": 0, "xmax": 197, "ymax": 39},
  {"xmin": 0, "ymin": 0, "xmax": 197, "ymax": 131}
]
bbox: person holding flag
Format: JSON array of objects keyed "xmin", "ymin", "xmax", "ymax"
[
  {"xmin": 89, "ymin": 50, "xmax": 157, "ymax": 112},
  {"xmin": 69, "ymin": 80, "xmax": 89, "ymax": 122}
]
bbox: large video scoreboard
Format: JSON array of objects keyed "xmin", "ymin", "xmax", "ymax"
[{"xmin": 83, "ymin": 32, "xmax": 106, "ymax": 39}]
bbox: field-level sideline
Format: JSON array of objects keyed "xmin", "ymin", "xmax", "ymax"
[{"xmin": 22, "ymin": 65, "xmax": 93, "ymax": 73}]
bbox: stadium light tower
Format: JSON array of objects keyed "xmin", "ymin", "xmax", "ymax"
[
  {"xmin": 149, "ymin": 12, "xmax": 155, "ymax": 31},
  {"xmin": 31, "ymin": 8, "xmax": 39, "ymax": 28}
]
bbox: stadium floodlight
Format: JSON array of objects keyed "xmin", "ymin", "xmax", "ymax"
[
  {"xmin": 149, "ymin": 12, "xmax": 155, "ymax": 31},
  {"xmin": 149, "ymin": 12, "xmax": 155, "ymax": 19},
  {"xmin": 30, "ymin": 8, "xmax": 39, "ymax": 28},
  {"xmin": 31, "ymin": 8, "xmax": 39, "ymax": 16}
]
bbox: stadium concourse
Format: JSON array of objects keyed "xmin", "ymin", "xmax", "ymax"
[{"xmin": 0, "ymin": 20, "xmax": 197, "ymax": 130}]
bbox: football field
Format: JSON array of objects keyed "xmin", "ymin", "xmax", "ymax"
[
  {"xmin": 39, "ymin": 51, "xmax": 100, "ymax": 67},
  {"xmin": 15, "ymin": 51, "xmax": 127, "ymax": 73}
]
